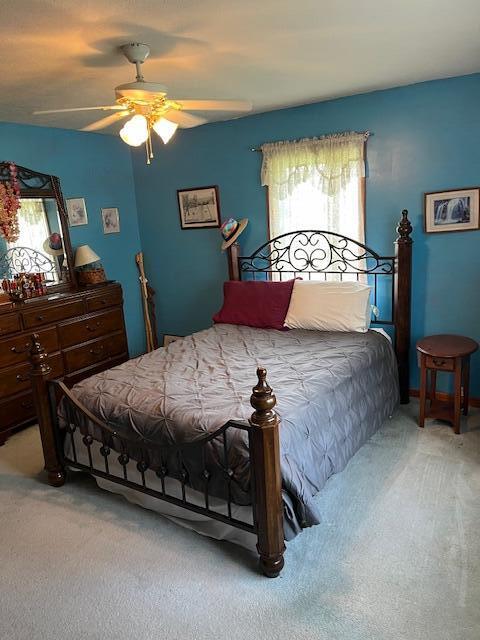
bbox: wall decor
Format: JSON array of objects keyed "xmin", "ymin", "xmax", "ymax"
[
  {"xmin": 102, "ymin": 207, "xmax": 120, "ymax": 234},
  {"xmin": 66, "ymin": 197, "xmax": 88, "ymax": 226},
  {"xmin": 177, "ymin": 185, "xmax": 221, "ymax": 229},
  {"xmin": 424, "ymin": 188, "xmax": 479, "ymax": 233}
]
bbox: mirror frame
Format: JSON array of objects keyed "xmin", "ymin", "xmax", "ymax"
[{"xmin": 0, "ymin": 162, "xmax": 77, "ymax": 290}]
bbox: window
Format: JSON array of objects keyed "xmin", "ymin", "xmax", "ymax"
[
  {"xmin": 261, "ymin": 132, "xmax": 367, "ymax": 243},
  {"xmin": 7, "ymin": 198, "xmax": 50, "ymax": 255}
]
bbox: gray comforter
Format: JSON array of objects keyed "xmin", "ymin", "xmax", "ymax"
[{"xmin": 62, "ymin": 324, "xmax": 399, "ymax": 538}]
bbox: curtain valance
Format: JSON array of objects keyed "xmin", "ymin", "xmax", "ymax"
[{"xmin": 261, "ymin": 132, "xmax": 368, "ymax": 200}]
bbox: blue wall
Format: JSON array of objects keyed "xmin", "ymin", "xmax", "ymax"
[
  {"xmin": 0, "ymin": 122, "xmax": 145, "ymax": 356},
  {"xmin": 132, "ymin": 73, "xmax": 480, "ymax": 394}
]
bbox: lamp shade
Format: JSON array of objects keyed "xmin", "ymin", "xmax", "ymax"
[
  {"xmin": 119, "ymin": 115, "xmax": 148, "ymax": 147},
  {"xmin": 152, "ymin": 117, "xmax": 178, "ymax": 144},
  {"xmin": 74, "ymin": 245, "xmax": 100, "ymax": 268}
]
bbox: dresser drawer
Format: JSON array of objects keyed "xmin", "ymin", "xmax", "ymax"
[
  {"xmin": 425, "ymin": 355, "xmax": 455, "ymax": 371},
  {"xmin": 86, "ymin": 288, "xmax": 122, "ymax": 312},
  {"xmin": 0, "ymin": 392, "xmax": 35, "ymax": 431},
  {"xmin": 0, "ymin": 313, "xmax": 21, "ymax": 338},
  {"xmin": 0, "ymin": 352, "xmax": 64, "ymax": 397},
  {"xmin": 22, "ymin": 300, "xmax": 85, "ymax": 329},
  {"xmin": 0, "ymin": 327, "xmax": 59, "ymax": 368},
  {"xmin": 64, "ymin": 332, "xmax": 127, "ymax": 373},
  {"xmin": 59, "ymin": 308, "xmax": 124, "ymax": 348}
]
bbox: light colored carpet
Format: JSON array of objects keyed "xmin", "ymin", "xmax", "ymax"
[{"xmin": 1, "ymin": 402, "xmax": 479, "ymax": 640}]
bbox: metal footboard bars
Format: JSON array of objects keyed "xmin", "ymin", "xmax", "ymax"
[
  {"xmin": 57, "ymin": 379, "xmax": 256, "ymax": 534},
  {"xmin": 29, "ymin": 334, "xmax": 285, "ymax": 577}
]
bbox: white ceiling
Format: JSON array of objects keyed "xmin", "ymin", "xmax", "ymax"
[{"xmin": 1, "ymin": 0, "xmax": 479, "ymax": 133}]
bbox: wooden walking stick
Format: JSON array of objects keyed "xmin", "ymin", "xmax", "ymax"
[{"xmin": 135, "ymin": 251, "xmax": 157, "ymax": 352}]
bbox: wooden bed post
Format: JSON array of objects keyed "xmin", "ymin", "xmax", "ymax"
[
  {"xmin": 29, "ymin": 334, "xmax": 66, "ymax": 487},
  {"xmin": 249, "ymin": 367, "xmax": 285, "ymax": 577},
  {"xmin": 394, "ymin": 210, "xmax": 413, "ymax": 405},
  {"xmin": 227, "ymin": 242, "xmax": 240, "ymax": 281}
]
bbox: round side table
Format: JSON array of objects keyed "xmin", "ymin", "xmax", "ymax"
[{"xmin": 416, "ymin": 334, "xmax": 478, "ymax": 434}]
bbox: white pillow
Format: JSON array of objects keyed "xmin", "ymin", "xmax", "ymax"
[{"xmin": 284, "ymin": 280, "xmax": 372, "ymax": 332}]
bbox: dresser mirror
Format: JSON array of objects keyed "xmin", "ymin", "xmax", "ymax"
[{"xmin": 0, "ymin": 163, "xmax": 76, "ymax": 290}]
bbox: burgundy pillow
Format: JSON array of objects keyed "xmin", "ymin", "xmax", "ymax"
[{"xmin": 213, "ymin": 280, "xmax": 295, "ymax": 330}]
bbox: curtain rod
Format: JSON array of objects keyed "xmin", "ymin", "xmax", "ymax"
[{"xmin": 250, "ymin": 131, "xmax": 371, "ymax": 152}]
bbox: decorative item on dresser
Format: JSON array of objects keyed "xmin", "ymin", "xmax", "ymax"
[
  {"xmin": 416, "ymin": 334, "xmax": 478, "ymax": 434},
  {"xmin": 0, "ymin": 283, "xmax": 128, "ymax": 446},
  {"xmin": 74, "ymin": 245, "xmax": 106, "ymax": 285}
]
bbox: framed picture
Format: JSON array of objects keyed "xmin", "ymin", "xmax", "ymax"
[
  {"xmin": 424, "ymin": 188, "xmax": 480, "ymax": 233},
  {"xmin": 66, "ymin": 198, "xmax": 88, "ymax": 226},
  {"xmin": 101, "ymin": 207, "xmax": 120, "ymax": 234},
  {"xmin": 177, "ymin": 185, "xmax": 221, "ymax": 229}
]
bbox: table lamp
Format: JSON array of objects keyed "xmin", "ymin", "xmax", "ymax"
[{"xmin": 74, "ymin": 245, "xmax": 106, "ymax": 285}]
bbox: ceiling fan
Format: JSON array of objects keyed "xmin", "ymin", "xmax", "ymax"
[{"xmin": 34, "ymin": 42, "xmax": 253, "ymax": 164}]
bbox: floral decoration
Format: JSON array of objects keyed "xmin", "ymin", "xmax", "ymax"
[{"xmin": 0, "ymin": 162, "xmax": 21, "ymax": 242}]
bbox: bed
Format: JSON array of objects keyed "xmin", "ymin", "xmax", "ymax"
[{"xmin": 29, "ymin": 211, "xmax": 413, "ymax": 578}]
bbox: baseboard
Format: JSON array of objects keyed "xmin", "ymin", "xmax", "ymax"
[{"xmin": 409, "ymin": 388, "xmax": 480, "ymax": 408}]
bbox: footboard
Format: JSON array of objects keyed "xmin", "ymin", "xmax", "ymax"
[{"xmin": 29, "ymin": 334, "xmax": 285, "ymax": 577}]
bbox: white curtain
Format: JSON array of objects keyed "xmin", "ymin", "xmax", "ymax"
[{"xmin": 261, "ymin": 132, "xmax": 368, "ymax": 243}]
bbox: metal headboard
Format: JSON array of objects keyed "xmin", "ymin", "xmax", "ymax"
[{"xmin": 237, "ymin": 229, "xmax": 395, "ymax": 325}]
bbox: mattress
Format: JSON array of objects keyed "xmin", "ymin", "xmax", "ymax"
[{"xmin": 60, "ymin": 324, "xmax": 399, "ymax": 538}]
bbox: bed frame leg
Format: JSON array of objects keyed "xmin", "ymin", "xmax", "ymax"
[
  {"xmin": 394, "ymin": 210, "xmax": 413, "ymax": 405},
  {"xmin": 29, "ymin": 334, "xmax": 66, "ymax": 487},
  {"xmin": 249, "ymin": 367, "xmax": 285, "ymax": 578}
]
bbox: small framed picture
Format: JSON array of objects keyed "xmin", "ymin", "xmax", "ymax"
[
  {"xmin": 66, "ymin": 198, "xmax": 88, "ymax": 226},
  {"xmin": 101, "ymin": 207, "xmax": 120, "ymax": 234},
  {"xmin": 177, "ymin": 185, "xmax": 221, "ymax": 229},
  {"xmin": 424, "ymin": 188, "xmax": 480, "ymax": 233}
]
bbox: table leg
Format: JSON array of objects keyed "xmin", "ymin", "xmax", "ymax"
[
  {"xmin": 430, "ymin": 369, "xmax": 437, "ymax": 407},
  {"xmin": 419, "ymin": 355, "xmax": 427, "ymax": 428},
  {"xmin": 462, "ymin": 356, "xmax": 470, "ymax": 416},
  {"xmin": 453, "ymin": 357, "xmax": 462, "ymax": 434}
]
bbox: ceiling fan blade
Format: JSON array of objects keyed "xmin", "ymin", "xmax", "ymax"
[
  {"xmin": 34, "ymin": 105, "xmax": 124, "ymax": 115},
  {"xmin": 81, "ymin": 111, "xmax": 130, "ymax": 132},
  {"xmin": 175, "ymin": 99, "xmax": 252, "ymax": 112},
  {"xmin": 165, "ymin": 110, "xmax": 207, "ymax": 129}
]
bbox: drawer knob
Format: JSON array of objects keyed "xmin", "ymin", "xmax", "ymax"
[
  {"xmin": 16, "ymin": 373, "xmax": 30, "ymax": 383},
  {"xmin": 21, "ymin": 401, "xmax": 33, "ymax": 409},
  {"xmin": 36, "ymin": 315, "xmax": 45, "ymax": 321},
  {"xmin": 433, "ymin": 358, "xmax": 446, "ymax": 366},
  {"xmin": 86, "ymin": 322, "xmax": 102, "ymax": 332},
  {"xmin": 89, "ymin": 346, "xmax": 104, "ymax": 356},
  {"xmin": 11, "ymin": 343, "xmax": 29, "ymax": 354}
]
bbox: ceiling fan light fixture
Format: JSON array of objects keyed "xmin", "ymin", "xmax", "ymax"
[
  {"xmin": 119, "ymin": 114, "xmax": 148, "ymax": 146},
  {"xmin": 152, "ymin": 117, "xmax": 179, "ymax": 144}
]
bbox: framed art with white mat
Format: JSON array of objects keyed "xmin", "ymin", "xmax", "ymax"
[
  {"xmin": 102, "ymin": 208, "xmax": 120, "ymax": 234},
  {"xmin": 177, "ymin": 186, "xmax": 221, "ymax": 229},
  {"xmin": 424, "ymin": 188, "xmax": 479, "ymax": 233}
]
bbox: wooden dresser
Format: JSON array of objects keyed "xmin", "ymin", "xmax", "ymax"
[{"xmin": 0, "ymin": 282, "xmax": 128, "ymax": 445}]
